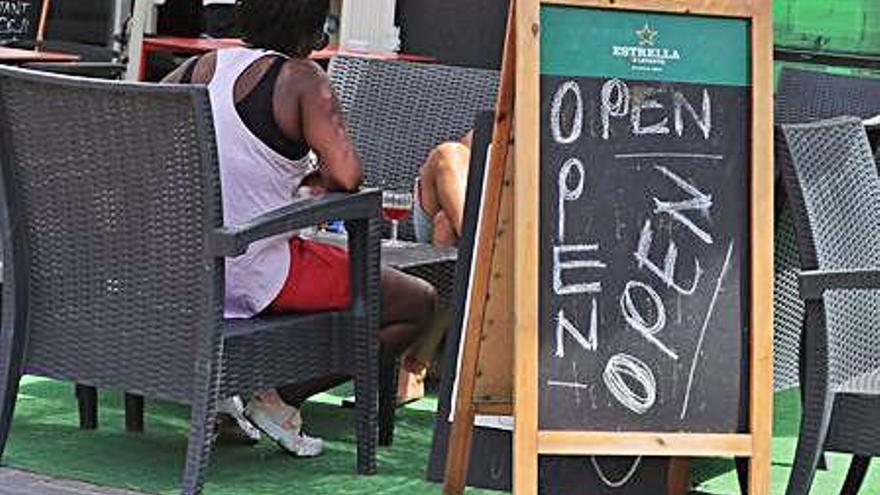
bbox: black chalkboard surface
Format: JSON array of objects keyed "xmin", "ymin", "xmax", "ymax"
[
  {"xmin": 537, "ymin": 6, "xmax": 751, "ymax": 433},
  {"xmin": 0, "ymin": 0, "xmax": 41, "ymax": 42}
]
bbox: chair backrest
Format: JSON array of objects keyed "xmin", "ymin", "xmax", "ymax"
[
  {"xmin": 46, "ymin": 0, "xmax": 116, "ymax": 48},
  {"xmin": 776, "ymin": 68, "xmax": 880, "ymax": 124},
  {"xmin": 780, "ymin": 117, "xmax": 880, "ymax": 387},
  {"xmin": 0, "ymin": 67, "xmax": 224, "ymax": 402},
  {"xmin": 772, "ymin": 67, "xmax": 880, "ymax": 391},
  {"xmin": 328, "ymin": 56, "xmax": 499, "ymax": 239}
]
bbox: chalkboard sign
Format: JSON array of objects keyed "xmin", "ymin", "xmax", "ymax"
[
  {"xmin": 0, "ymin": 0, "xmax": 41, "ymax": 41},
  {"xmin": 444, "ymin": 2, "xmax": 773, "ymax": 494},
  {"xmin": 538, "ymin": 6, "xmax": 750, "ymax": 433}
]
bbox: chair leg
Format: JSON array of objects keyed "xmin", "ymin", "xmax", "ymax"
[
  {"xmin": 798, "ymin": 321, "xmax": 828, "ymax": 473},
  {"xmin": 180, "ymin": 392, "xmax": 219, "ymax": 495},
  {"xmin": 785, "ymin": 392, "xmax": 835, "ymax": 495},
  {"xmin": 0, "ymin": 327, "xmax": 26, "ymax": 461},
  {"xmin": 354, "ymin": 360, "xmax": 378, "ymax": 475},
  {"xmin": 378, "ymin": 358, "xmax": 397, "ymax": 447},
  {"xmin": 840, "ymin": 455, "xmax": 871, "ymax": 495},
  {"xmin": 75, "ymin": 384, "xmax": 98, "ymax": 430},
  {"xmin": 125, "ymin": 393, "xmax": 144, "ymax": 433},
  {"xmin": 734, "ymin": 456, "xmax": 749, "ymax": 495}
]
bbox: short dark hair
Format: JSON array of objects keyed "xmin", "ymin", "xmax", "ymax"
[{"xmin": 236, "ymin": 0, "xmax": 330, "ymax": 57}]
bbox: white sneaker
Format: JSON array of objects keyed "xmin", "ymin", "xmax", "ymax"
[
  {"xmin": 244, "ymin": 396, "xmax": 324, "ymax": 457},
  {"xmin": 217, "ymin": 396, "xmax": 261, "ymax": 442}
]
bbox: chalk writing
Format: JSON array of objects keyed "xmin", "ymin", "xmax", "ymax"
[
  {"xmin": 620, "ymin": 280, "xmax": 678, "ymax": 360},
  {"xmin": 555, "ymin": 303, "xmax": 598, "ymax": 357},
  {"xmin": 634, "ymin": 219, "xmax": 702, "ymax": 296},
  {"xmin": 551, "ymin": 80, "xmax": 583, "ymax": 144},
  {"xmin": 0, "ymin": 0, "xmax": 34, "ymax": 38},
  {"xmin": 601, "ymin": 80, "xmax": 713, "ymax": 140},
  {"xmin": 542, "ymin": 73, "xmax": 744, "ymax": 444},
  {"xmin": 590, "ymin": 456, "xmax": 643, "ymax": 488},
  {"xmin": 603, "ymin": 353, "xmax": 656, "ymax": 415},
  {"xmin": 652, "ymin": 165, "xmax": 714, "ymax": 244},
  {"xmin": 681, "ymin": 241, "xmax": 735, "ymax": 419}
]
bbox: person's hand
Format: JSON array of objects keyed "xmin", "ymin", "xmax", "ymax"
[{"xmin": 296, "ymin": 171, "xmax": 327, "ymax": 198}]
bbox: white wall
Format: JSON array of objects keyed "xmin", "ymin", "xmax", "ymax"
[{"xmin": 339, "ymin": 0, "xmax": 398, "ymax": 52}]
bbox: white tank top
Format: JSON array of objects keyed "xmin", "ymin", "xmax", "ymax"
[{"xmin": 209, "ymin": 48, "xmax": 316, "ymax": 318}]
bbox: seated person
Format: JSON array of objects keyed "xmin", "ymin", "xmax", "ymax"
[
  {"xmin": 414, "ymin": 132, "xmax": 473, "ymax": 246},
  {"xmin": 163, "ymin": 0, "xmax": 437, "ymax": 457}
]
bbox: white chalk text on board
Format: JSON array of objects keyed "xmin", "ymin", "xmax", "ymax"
[{"xmin": 538, "ymin": 6, "xmax": 750, "ymax": 434}]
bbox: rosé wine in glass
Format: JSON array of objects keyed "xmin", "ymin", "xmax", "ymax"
[{"xmin": 382, "ymin": 190, "xmax": 413, "ymax": 245}]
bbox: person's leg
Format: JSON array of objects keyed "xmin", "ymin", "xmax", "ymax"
[
  {"xmin": 260, "ymin": 240, "xmax": 437, "ymax": 432},
  {"xmin": 378, "ymin": 267, "xmax": 438, "ymax": 402},
  {"xmin": 278, "ymin": 265, "xmax": 437, "ymax": 409},
  {"xmin": 431, "ymin": 210, "xmax": 457, "ymax": 247},
  {"xmin": 418, "ymin": 142, "xmax": 470, "ymax": 242},
  {"xmin": 245, "ymin": 238, "xmax": 350, "ymax": 456}
]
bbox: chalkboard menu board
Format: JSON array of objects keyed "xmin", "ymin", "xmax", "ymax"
[
  {"xmin": 0, "ymin": 0, "xmax": 41, "ymax": 41},
  {"xmin": 538, "ymin": 6, "xmax": 750, "ymax": 433}
]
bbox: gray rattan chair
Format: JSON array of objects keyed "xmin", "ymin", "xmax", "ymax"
[
  {"xmin": 776, "ymin": 68, "xmax": 880, "ymax": 126},
  {"xmin": 0, "ymin": 66, "xmax": 382, "ymax": 494},
  {"xmin": 773, "ymin": 67, "xmax": 880, "ymax": 392},
  {"xmin": 778, "ymin": 116, "xmax": 880, "ymax": 495},
  {"xmin": 327, "ymin": 55, "xmax": 499, "ymax": 246}
]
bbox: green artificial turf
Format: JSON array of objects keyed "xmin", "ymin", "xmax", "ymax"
[{"xmin": 4, "ymin": 378, "xmax": 879, "ymax": 494}]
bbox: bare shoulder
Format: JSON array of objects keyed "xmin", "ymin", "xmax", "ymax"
[{"xmin": 277, "ymin": 58, "xmax": 332, "ymax": 98}]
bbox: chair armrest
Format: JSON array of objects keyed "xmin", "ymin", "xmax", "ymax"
[
  {"xmin": 798, "ymin": 268, "xmax": 880, "ymax": 300},
  {"xmin": 211, "ymin": 189, "xmax": 380, "ymax": 257}
]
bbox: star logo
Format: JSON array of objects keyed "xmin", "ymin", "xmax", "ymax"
[{"xmin": 635, "ymin": 23, "xmax": 658, "ymax": 46}]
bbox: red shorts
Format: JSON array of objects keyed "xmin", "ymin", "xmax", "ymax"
[{"xmin": 267, "ymin": 237, "xmax": 352, "ymax": 313}]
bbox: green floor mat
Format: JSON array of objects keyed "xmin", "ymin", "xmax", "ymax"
[
  {"xmin": 5, "ymin": 377, "xmax": 495, "ymax": 495},
  {"xmin": 692, "ymin": 388, "xmax": 880, "ymax": 494},
  {"xmin": 4, "ymin": 378, "xmax": 879, "ymax": 494}
]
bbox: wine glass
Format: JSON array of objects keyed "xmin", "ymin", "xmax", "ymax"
[{"xmin": 382, "ymin": 190, "xmax": 413, "ymax": 246}]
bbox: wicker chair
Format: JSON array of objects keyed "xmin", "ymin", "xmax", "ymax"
[
  {"xmin": 778, "ymin": 117, "xmax": 880, "ymax": 495},
  {"xmin": 327, "ymin": 55, "xmax": 499, "ymax": 246},
  {"xmin": 774, "ymin": 67, "xmax": 880, "ymax": 392},
  {"xmin": 0, "ymin": 67, "xmax": 382, "ymax": 494}
]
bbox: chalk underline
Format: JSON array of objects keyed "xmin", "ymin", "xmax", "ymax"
[
  {"xmin": 547, "ymin": 380, "xmax": 590, "ymax": 390},
  {"xmin": 615, "ymin": 152, "xmax": 724, "ymax": 161}
]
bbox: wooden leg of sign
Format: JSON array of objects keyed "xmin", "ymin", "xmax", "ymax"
[
  {"xmin": 667, "ymin": 458, "xmax": 691, "ymax": 495},
  {"xmin": 443, "ymin": 4, "xmax": 517, "ymax": 495},
  {"xmin": 513, "ymin": 0, "xmax": 540, "ymax": 493},
  {"xmin": 444, "ymin": 397, "xmax": 476, "ymax": 494},
  {"xmin": 749, "ymin": 1, "xmax": 775, "ymax": 494}
]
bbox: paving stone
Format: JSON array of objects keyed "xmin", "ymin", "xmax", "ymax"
[{"xmin": 0, "ymin": 468, "xmax": 148, "ymax": 495}]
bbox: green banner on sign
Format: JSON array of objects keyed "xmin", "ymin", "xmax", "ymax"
[{"xmin": 541, "ymin": 6, "xmax": 751, "ymax": 86}]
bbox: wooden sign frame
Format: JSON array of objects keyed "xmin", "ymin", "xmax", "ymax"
[{"xmin": 513, "ymin": 1, "xmax": 774, "ymax": 494}]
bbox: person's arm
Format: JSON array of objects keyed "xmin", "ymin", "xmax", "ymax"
[{"xmin": 297, "ymin": 67, "xmax": 363, "ymax": 192}]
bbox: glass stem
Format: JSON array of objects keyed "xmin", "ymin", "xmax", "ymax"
[{"xmin": 391, "ymin": 220, "xmax": 399, "ymax": 242}]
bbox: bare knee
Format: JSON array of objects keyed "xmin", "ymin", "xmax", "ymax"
[
  {"xmin": 380, "ymin": 267, "xmax": 437, "ymax": 324},
  {"xmin": 433, "ymin": 143, "xmax": 470, "ymax": 176}
]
